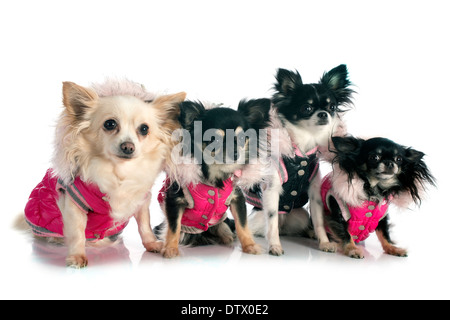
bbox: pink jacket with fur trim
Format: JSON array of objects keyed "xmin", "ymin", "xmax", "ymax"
[
  {"xmin": 158, "ymin": 178, "xmax": 234, "ymax": 234},
  {"xmin": 24, "ymin": 169, "xmax": 128, "ymax": 241},
  {"xmin": 321, "ymin": 173, "xmax": 389, "ymax": 243}
]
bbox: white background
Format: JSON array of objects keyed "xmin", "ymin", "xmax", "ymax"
[{"xmin": 1, "ymin": 0, "xmax": 449, "ymax": 300}]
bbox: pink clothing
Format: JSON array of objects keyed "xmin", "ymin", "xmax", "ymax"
[
  {"xmin": 158, "ymin": 178, "xmax": 234, "ymax": 234},
  {"xmin": 321, "ymin": 174, "xmax": 389, "ymax": 243},
  {"xmin": 24, "ymin": 169, "xmax": 128, "ymax": 241}
]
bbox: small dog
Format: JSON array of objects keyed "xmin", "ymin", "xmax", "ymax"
[
  {"xmin": 156, "ymin": 99, "xmax": 271, "ymax": 258},
  {"xmin": 317, "ymin": 136, "xmax": 435, "ymax": 258},
  {"xmin": 244, "ymin": 65, "xmax": 354, "ymax": 255},
  {"xmin": 22, "ymin": 79, "xmax": 185, "ymax": 267}
]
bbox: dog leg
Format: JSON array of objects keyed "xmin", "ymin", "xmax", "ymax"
[
  {"xmin": 262, "ymin": 175, "xmax": 284, "ymax": 255},
  {"xmin": 309, "ymin": 174, "xmax": 337, "ymax": 252},
  {"xmin": 326, "ymin": 195, "xmax": 364, "ymax": 259},
  {"xmin": 59, "ymin": 195, "xmax": 88, "ymax": 268},
  {"xmin": 162, "ymin": 207, "xmax": 184, "ymax": 258},
  {"xmin": 280, "ymin": 207, "xmax": 312, "ymax": 237},
  {"xmin": 135, "ymin": 195, "xmax": 163, "ymax": 253},
  {"xmin": 376, "ymin": 216, "xmax": 408, "ymax": 257},
  {"xmin": 247, "ymin": 208, "xmax": 266, "ymax": 237},
  {"xmin": 229, "ymin": 188, "xmax": 261, "ymax": 254},
  {"xmin": 214, "ymin": 222, "xmax": 234, "ymax": 245}
]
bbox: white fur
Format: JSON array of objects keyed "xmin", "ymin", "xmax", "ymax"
[
  {"xmin": 50, "ymin": 79, "xmax": 185, "ymax": 267},
  {"xmin": 250, "ymin": 106, "xmax": 347, "ymax": 255}
]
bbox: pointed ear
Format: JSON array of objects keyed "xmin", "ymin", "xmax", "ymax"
[
  {"xmin": 404, "ymin": 147, "xmax": 425, "ymax": 163},
  {"xmin": 332, "ymin": 136, "xmax": 362, "ymax": 154},
  {"xmin": 62, "ymin": 82, "xmax": 98, "ymax": 119},
  {"xmin": 152, "ymin": 92, "xmax": 186, "ymax": 121},
  {"xmin": 237, "ymin": 98, "xmax": 271, "ymax": 130},
  {"xmin": 178, "ymin": 100, "xmax": 206, "ymax": 130},
  {"xmin": 274, "ymin": 68, "xmax": 303, "ymax": 96},
  {"xmin": 319, "ymin": 64, "xmax": 354, "ymax": 104}
]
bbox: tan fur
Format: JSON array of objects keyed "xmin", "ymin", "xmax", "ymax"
[
  {"xmin": 342, "ymin": 239, "xmax": 364, "ymax": 259},
  {"xmin": 376, "ymin": 230, "xmax": 408, "ymax": 257},
  {"xmin": 40, "ymin": 81, "xmax": 185, "ymax": 267},
  {"xmin": 229, "ymin": 190, "xmax": 262, "ymax": 255},
  {"xmin": 162, "ymin": 207, "xmax": 184, "ymax": 258}
]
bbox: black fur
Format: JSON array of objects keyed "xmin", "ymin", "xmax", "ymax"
[
  {"xmin": 273, "ymin": 64, "xmax": 354, "ymax": 124},
  {"xmin": 179, "ymin": 99, "xmax": 271, "ymax": 188},
  {"xmin": 327, "ymin": 195, "xmax": 352, "ymax": 245},
  {"xmin": 375, "ymin": 215, "xmax": 394, "ymax": 244},
  {"xmin": 229, "ymin": 187, "xmax": 248, "ymax": 228},
  {"xmin": 331, "ymin": 136, "xmax": 436, "ymax": 204},
  {"xmin": 158, "ymin": 99, "xmax": 271, "ymax": 247},
  {"xmin": 325, "ymin": 136, "xmax": 435, "ymax": 257}
]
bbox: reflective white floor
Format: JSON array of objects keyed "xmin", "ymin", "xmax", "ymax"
[{"xmin": 3, "ymin": 193, "xmax": 449, "ymax": 300}]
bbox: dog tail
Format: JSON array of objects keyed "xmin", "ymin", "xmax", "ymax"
[{"xmin": 13, "ymin": 213, "xmax": 30, "ymax": 232}]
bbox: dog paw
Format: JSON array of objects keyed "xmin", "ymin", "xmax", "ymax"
[
  {"xmin": 344, "ymin": 246, "xmax": 364, "ymax": 259},
  {"xmin": 242, "ymin": 243, "xmax": 262, "ymax": 255},
  {"xmin": 162, "ymin": 246, "xmax": 180, "ymax": 259},
  {"xmin": 385, "ymin": 246, "xmax": 408, "ymax": 257},
  {"xmin": 219, "ymin": 234, "xmax": 235, "ymax": 246},
  {"xmin": 269, "ymin": 245, "xmax": 284, "ymax": 256},
  {"xmin": 143, "ymin": 240, "xmax": 163, "ymax": 253},
  {"xmin": 319, "ymin": 241, "xmax": 337, "ymax": 253},
  {"xmin": 66, "ymin": 254, "xmax": 88, "ymax": 268}
]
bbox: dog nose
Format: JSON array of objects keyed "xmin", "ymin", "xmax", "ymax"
[
  {"xmin": 120, "ymin": 142, "xmax": 135, "ymax": 155},
  {"xmin": 318, "ymin": 112, "xmax": 328, "ymax": 119},
  {"xmin": 385, "ymin": 161, "xmax": 395, "ymax": 169}
]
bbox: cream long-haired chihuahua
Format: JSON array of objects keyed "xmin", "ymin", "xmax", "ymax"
[{"xmin": 21, "ymin": 79, "xmax": 185, "ymax": 268}]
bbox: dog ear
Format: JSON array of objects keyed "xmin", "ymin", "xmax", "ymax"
[
  {"xmin": 332, "ymin": 136, "xmax": 362, "ymax": 154},
  {"xmin": 179, "ymin": 101, "xmax": 206, "ymax": 130},
  {"xmin": 62, "ymin": 82, "xmax": 99, "ymax": 119},
  {"xmin": 274, "ymin": 68, "xmax": 303, "ymax": 96},
  {"xmin": 404, "ymin": 147, "xmax": 425, "ymax": 163},
  {"xmin": 319, "ymin": 64, "xmax": 354, "ymax": 105},
  {"xmin": 237, "ymin": 98, "xmax": 271, "ymax": 130},
  {"xmin": 152, "ymin": 92, "xmax": 186, "ymax": 121},
  {"xmin": 400, "ymin": 147, "xmax": 436, "ymax": 204}
]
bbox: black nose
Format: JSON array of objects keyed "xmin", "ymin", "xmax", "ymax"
[
  {"xmin": 318, "ymin": 112, "xmax": 328, "ymax": 119},
  {"xmin": 120, "ymin": 142, "xmax": 135, "ymax": 155},
  {"xmin": 385, "ymin": 161, "xmax": 395, "ymax": 169}
]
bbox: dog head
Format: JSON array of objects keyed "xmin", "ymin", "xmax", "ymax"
[
  {"xmin": 53, "ymin": 81, "xmax": 185, "ymax": 183},
  {"xmin": 331, "ymin": 136, "xmax": 435, "ymax": 203},
  {"xmin": 272, "ymin": 65, "xmax": 354, "ymax": 147},
  {"xmin": 176, "ymin": 99, "xmax": 270, "ymax": 187}
]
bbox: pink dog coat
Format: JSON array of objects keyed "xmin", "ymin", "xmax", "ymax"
[
  {"xmin": 158, "ymin": 178, "xmax": 234, "ymax": 234},
  {"xmin": 24, "ymin": 169, "xmax": 128, "ymax": 241},
  {"xmin": 320, "ymin": 173, "xmax": 390, "ymax": 243}
]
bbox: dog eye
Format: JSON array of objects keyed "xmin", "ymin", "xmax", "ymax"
[
  {"xmin": 104, "ymin": 119, "xmax": 117, "ymax": 131},
  {"xmin": 301, "ymin": 105, "xmax": 313, "ymax": 114},
  {"xmin": 139, "ymin": 124, "xmax": 149, "ymax": 136},
  {"xmin": 368, "ymin": 154, "xmax": 381, "ymax": 162},
  {"xmin": 329, "ymin": 105, "xmax": 337, "ymax": 112},
  {"xmin": 395, "ymin": 156, "xmax": 403, "ymax": 163}
]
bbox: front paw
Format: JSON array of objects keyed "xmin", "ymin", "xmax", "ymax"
[
  {"xmin": 343, "ymin": 244, "xmax": 364, "ymax": 259},
  {"xmin": 319, "ymin": 241, "xmax": 337, "ymax": 253},
  {"xmin": 143, "ymin": 240, "xmax": 163, "ymax": 253},
  {"xmin": 384, "ymin": 245, "xmax": 408, "ymax": 257},
  {"xmin": 162, "ymin": 246, "xmax": 180, "ymax": 259},
  {"xmin": 66, "ymin": 254, "xmax": 88, "ymax": 268},
  {"xmin": 269, "ymin": 244, "xmax": 284, "ymax": 256},
  {"xmin": 242, "ymin": 243, "xmax": 262, "ymax": 255}
]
